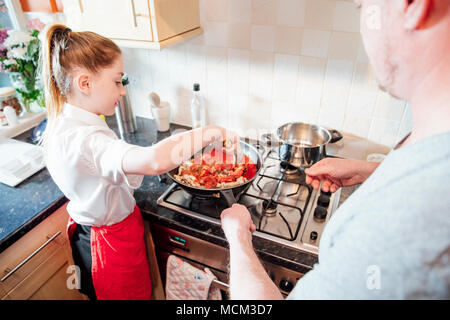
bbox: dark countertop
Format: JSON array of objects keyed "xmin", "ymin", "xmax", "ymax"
[
  {"xmin": 0, "ymin": 129, "xmax": 66, "ymax": 254},
  {"xmin": 0, "ymin": 115, "xmax": 358, "ymax": 273}
]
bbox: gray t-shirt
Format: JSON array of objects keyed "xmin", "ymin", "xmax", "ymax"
[{"xmin": 288, "ymin": 132, "xmax": 450, "ymax": 299}]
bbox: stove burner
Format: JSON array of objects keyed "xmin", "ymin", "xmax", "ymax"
[
  {"xmin": 280, "ymin": 162, "xmax": 298, "ymax": 175},
  {"xmin": 262, "ymin": 199, "xmax": 278, "ymax": 217}
]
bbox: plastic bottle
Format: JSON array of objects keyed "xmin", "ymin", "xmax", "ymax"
[{"xmin": 190, "ymin": 83, "xmax": 206, "ymax": 129}]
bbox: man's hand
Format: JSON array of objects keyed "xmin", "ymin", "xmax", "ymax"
[
  {"xmin": 220, "ymin": 204, "xmax": 256, "ymax": 246},
  {"xmin": 220, "ymin": 204, "xmax": 284, "ymax": 300},
  {"xmin": 305, "ymin": 158, "xmax": 380, "ymax": 193}
]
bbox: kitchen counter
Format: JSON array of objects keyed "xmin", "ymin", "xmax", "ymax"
[
  {"xmin": 0, "ymin": 115, "xmax": 383, "ymax": 273},
  {"xmin": 0, "ymin": 128, "xmax": 66, "ymax": 254}
]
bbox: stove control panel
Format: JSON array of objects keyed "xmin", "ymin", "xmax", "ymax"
[{"xmin": 300, "ymin": 183, "xmax": 341, "ymax": 254}]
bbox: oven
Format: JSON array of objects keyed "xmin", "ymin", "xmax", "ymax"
[{"xmin": 151, "ymin": 223, "xmax": 305, "ymax": 297}]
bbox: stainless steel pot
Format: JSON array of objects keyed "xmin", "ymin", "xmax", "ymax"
[{"xmin": 264, "ymin": 122, "xmax": 343, "ymax": 168}]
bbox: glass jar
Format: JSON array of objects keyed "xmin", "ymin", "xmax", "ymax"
[{"xmin": 0, "ymin": 87, "xmax": 23, "ymax": 117}]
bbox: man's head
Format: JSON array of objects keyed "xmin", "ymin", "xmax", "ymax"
[{"xmin": 356, "ymin": 0, "xmax": 450, "ymax": 100}]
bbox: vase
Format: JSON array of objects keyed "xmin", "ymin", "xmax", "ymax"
[{"xmin": 8, "ymin": 72, "xmax": 44, "ymax": 116}]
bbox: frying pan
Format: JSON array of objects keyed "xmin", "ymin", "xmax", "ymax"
[{"xmin": 166, "ymin": 140, "xmax": 263, "ymax": 207}]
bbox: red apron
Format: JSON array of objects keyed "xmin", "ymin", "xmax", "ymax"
[{"xmin": 67, "ymin": 205, "xmax": 152, "ymax": 300}]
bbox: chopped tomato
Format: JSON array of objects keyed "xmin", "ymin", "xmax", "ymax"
[{"xmin": 181, "ymin": 149, "xmax": 256, "ymax": 188}]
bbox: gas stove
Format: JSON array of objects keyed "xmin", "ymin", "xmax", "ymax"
[{"xmin": 157, "ymin": 139, "xmax": 341, "ymax": 256}]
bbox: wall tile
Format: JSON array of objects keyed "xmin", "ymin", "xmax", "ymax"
[
  {"xmin": 343, "ymin": 114, "xmax": 372, "ymax": 138},
  {"xmin": 357, "ymin": 40, "xmax": 370, "ymax": 63},
  {"xmin": 115, "ymin": 0, "xmax": 411, "ymax": 147},
  {"xmin": 204, "ymin": 22, "xmax": 228, "ymax": 47},
  {"xmin": 251, "ymin": 25, "xmax": 276, "ymax": 52},
  {"xmin": 333, "ymin": 0, "xmax": 360, "ymax": 32},
  {"xmin": 276, "ymin": 0, "xmax": 306, "ymax": 28},
  {"xmin": 248, "ymin": 97, "xmax": 273, "ymax": 132},
  {"xmin": 271, "ymin": 100, "xmax": 296, "ymax": 129},
  {"xmin": 305, "ymin": 0, "xmax": 336, "ymax": 30},
  {"xmin": 373, "ymin": 91, "xmax": 406, "ymax": 121},
  {"xmin": 296, "ymin": 57, "xmax": 326, "ymax": 109},
  {"xmin": 227, "ymin": 23, "xmax": 251, "ymax": 50},
  {"xmin": 229, "ymin": 0, "xmax": 252, "ymax": 23},
  {"xmin": 228, "ymin": 93, "xmax": 250, "ymax": 132},
  {"xmin": 205, "ymin": 0, "xmax": 229, "ymax": 22},
  {"xmin": 206, "ymin": 46, "xmax": 228, "ymax": 98},
  {"xmin": 368, "ymin": 118, "xmax": 401, "ymax": 147},
  {"xmin": 186, "ymin": 44, "xmax": 207, "ymax": 90},
  {"xmin": 272, "ymin": 54, "xmax": 300, "ymax": 103},
  {"xmin": 328, "ymin": 31, "xmax": 361, "ymax": 61},
  {"xmin": 249, "ymin": 51, "xmax": 274, "ymax": 101},
  {"xmin": 346, "ymin": 89, "xmax": 377, "ymax": 118},
  {"xmin": 227, "ymin": 49, "xmax": 251, "ymax": 95},
  {"xmin": 252, "ymin": 0, "xmax": 276, "ymax": 25},
  {"xmin": 301, "ymin": 29, "xmax": 331, "ymax": 58},
  {"xmin": 321, "ymin": 59, "xmax": 354, "ymax": 112},
  {"xmin": 318, "ymin": 108, "xmax": 345, "ymax": 130},
  {"xmin": 275, "ymin": 27, "xmax": 303, "ymax": 55},
  {"xmin": 352, "ymin": 62, "xmax": 379, "ymax": 92}
]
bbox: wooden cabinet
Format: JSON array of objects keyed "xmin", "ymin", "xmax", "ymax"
[
  {"xmin": 20, "ymin": 0, "xmax": 64, "ymax": 12},
  {"xmin": 0, "ymin": 203, "xmax": 86, "ymax": 300},
  {"xmin": 63, "ymin": 0, "xmax": 203, "ymax": 50}
]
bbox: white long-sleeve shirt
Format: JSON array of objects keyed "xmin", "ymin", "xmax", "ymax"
[
  {"xmin": 45, "ymin": 102, "xmax": 143, "ymax": 226},
  {"xmin": 288, "ymin": 132, "xmax": 450, "ymax": 299}
]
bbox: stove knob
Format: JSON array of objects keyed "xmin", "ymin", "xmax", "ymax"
[
  {"xmin": 279, "ymin": 278, "xmax": 294, "ymax": 292},
  {"xmin": 310, "ymin": 231, "xmax": 318, "ymax": 241},
  {"xmin": 314, "ymin": 206, "xmax": 328, "ymax": 222},
  {"xmin": 317, "ymin": 195, "xmax": 330, "ymax": 208}
]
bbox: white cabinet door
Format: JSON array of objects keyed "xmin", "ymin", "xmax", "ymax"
[{"xmin": 66, "ymin": 0, "xmax": 153, "ymax": 41}]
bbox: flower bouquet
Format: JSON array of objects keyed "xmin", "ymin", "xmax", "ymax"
[{"xmin": 0, "ymin": 19, "xmax": 45, "ymax": 113}]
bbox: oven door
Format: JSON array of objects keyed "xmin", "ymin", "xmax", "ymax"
[
  {"xmin": 150, "ymin": 223, "xmax": 303, "ymax": 298},
  {"xmin": 151, "ymin": 223, "xmax": 230, "ymax": 297}
]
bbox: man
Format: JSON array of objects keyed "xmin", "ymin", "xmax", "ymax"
[{"xmin": 220, "ymin": 0, "xmax": 450, "ymax": 299}]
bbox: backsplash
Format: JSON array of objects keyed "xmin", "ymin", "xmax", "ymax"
[{"xmin": 25, "ymin": 0, "xmax": 413, "ymax": 148}]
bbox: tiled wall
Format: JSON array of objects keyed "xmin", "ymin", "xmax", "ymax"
[
  {"xmin": 26, "ymin": 0, "xmax": 413, "ymax": 148},
  {"xmin": 122, "ymin": 0, "xmax": 412, "ymax": 147}
]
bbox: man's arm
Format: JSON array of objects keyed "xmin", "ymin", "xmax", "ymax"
[{"xmin": 221, "ymin": 204, "xmax": 284, "ymax": 300}]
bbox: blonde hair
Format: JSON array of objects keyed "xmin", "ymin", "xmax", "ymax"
[{"xmin": 39, "ymin": 24, "xmax": 121, "ymax": 146}]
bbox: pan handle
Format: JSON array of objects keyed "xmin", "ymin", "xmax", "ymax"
[
  {"xmin": 220, "ymin": 189, "xmax": 237, "ymax": 207},
  {"xmin": 329, "ymin": 129, "xmax": 343, "ymax": 144},
  {"xmin": 157, "ymin": 173, "xmax": 168, "ymax": 183}
]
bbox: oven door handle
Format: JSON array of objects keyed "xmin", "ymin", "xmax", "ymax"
[{"xmin": 212, "ymin": 278, "xmax": 229, "ymax": 291}]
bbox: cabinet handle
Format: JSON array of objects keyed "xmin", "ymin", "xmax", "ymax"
[
  {"xmin": 130, "ymin": 0, "xmax": 138, "ymax": 27},
  {"xmin": 0, "ymin": 231, "xmax": 61, "ymax": 282},
  {"xmin": 78, "ymin": 0, "xmax": 84, "ymax": 13}
]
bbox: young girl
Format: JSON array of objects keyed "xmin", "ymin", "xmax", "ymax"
[{"xmin": 40, "ymin": 24, "xmax": 239, "ymax": 300}]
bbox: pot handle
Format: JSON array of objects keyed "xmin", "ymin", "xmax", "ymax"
[
  {"xmin": 220, "ymin": 189, "xmax": 237, "ymax": 207},
  {"xmin": 261, "ymin": 133, "xmax": 281, "ymax": 147},
  {"xmin": 329, "ymin": 129, "xmax": 343, "ymax": 144}
]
